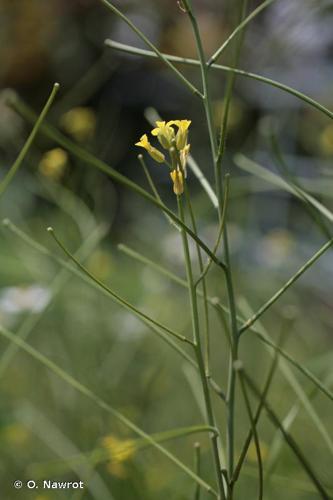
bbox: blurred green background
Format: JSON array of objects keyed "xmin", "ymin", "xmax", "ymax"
[{"xmin": 0, "ymin": 0, "xmax": 332, "ymax": 499}]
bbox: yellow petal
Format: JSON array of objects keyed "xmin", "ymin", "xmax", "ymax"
[
  {"xmin": 151, "ymin": 121, "xmax": 166, "ymax": 136},
  {"xmin": 170, "ymin": 169, "xmax": 184, "ymax": 195},
  {"xmin": 135, "ymin": 134, "xmax": 149, "ymax": 148},
  {"xmin": 151, "ymin": 121, "xmax": 175, "ymax": 149},
  {"xmin": 180, "ymin": 143, "xmax": 190, "ymax": 173},
  {"xmin": 176, "ymin": 120, "xmax": 191, "ymax": 149}
]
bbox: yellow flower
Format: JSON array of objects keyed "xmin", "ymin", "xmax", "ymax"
[
  {"xmin": 135, "ymin": 134, "xmax": 165, "ymax": 163},
  {"xmin": 151, "ymin": 121, "xmax": 175, "ymax": 149},
  {"xmin": 135, "ymin": 119, "xmax": 191, "ymax": 195},
  {"xmin": 168, "ymin": 120, "xmax": 191, "ymax": 150},
  {"xmin": 170, "ymin": 169, "xmax": 184, "ymax": 195},
  {"xmin": 39, "ymin": 148, "xmax": 67, "ymax": 180}
]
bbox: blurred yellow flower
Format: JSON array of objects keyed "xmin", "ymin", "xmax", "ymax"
[
  {"xmin": 39, "ymin": 148, "xmax": 67, "ymax": 180},
  {"xmin": 86, "ymin": 250, "xmax": 112, "ymax": 281},
  {"xmin": 247, "ymin": 440, "xmax": 269, "ymax": 463},
  {"xmin": 2, "ymin": 423, "xmax": 30, "ymax": 447},
  {"xmin": 60, "ymin": 107, "xmax": 96, "ymax": 142},
  {"xmin": 135, "ymin": 134, "xmax": 165, "ymax": 163},
  {"xmin": 319, "ymin": 123, "xmax": 333, "ymax": 155},
  {"xmin": 102, "ymin": 435, "xmax": 136, "ymax": 479},
  {"xmin": 102, "ymin": 435, "xmax": 136, "ymax": 463},
  {"xmin": 107, "ymin": 461, "xmax": 128, "ymax": 478}
]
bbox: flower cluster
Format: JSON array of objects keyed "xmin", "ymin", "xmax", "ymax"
[{"xmin": 135, "ymin": 120, "xmax": 191, "ymax": 195}]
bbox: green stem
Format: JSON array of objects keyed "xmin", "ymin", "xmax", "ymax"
[
  {"xmin": 236, "ymin": 363, "xmax": 263, "ymax": 500},
  {"xmin": 185, "ymin": 184, "xmax": 211, "ymax": 375},
  {"xmin": 224, "ymin": 230, "xmax": 239, "ymax": 487},
  {"xmin": 104, "ymin": 41, "xmax": 333, "ymax": 121},
  {"xmin": 185, "ymin": 2, "xmax": 217, "ymax": 163},
  {"xmin": 194, "ymin": 442, "xmax": 202, "ymax": 500},
  {"xmin": 180, "ymin": 2, "xmax": 241, "ymax": 490},
  {"xmin": 195, "ymin": 174, "xmax": 230, "ymax": 288},
  {"xmin": 218, "ymin": 2, "xmax": 249, "ymax": 486},
  {"xmin": 178, "ymin": 195, "xmax": 226, "ymax": 500}
]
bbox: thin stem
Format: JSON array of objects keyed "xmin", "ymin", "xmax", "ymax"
[
  {"xmin": 194, "ymin": 443, "xmax": 202, "ymax": 500},
  {"xmin": 185, "ymin": 4, "xmax": 242, "ymax": 488},
  {"xmin": 0, "ymin": 83, "xmax": 59, "ymax": 198},
  {"xmin": 104, "ymin": 41, "xmax": 333, "ymax": 121},
  {"xmin": 216, "ymin": 0, "xmax": 248, "ymax": 166},
  {"xmin": 236, "ymin": 363, "xmax": 263, "ymax": 500},
  {"xmin": 195, "ymin": 174, "xmax": 230, "ymax": 287},
  {"xmin": 239, "ymin": 238, "xmax": 333, "ymax": 334},
  {"xmin": 186, "ymin": 6, "xmax": 217, "ymax": 163},
  {"xmin": 207, "ymin": 0, "xmax": 276, "ymax": 66},
  {"xmin": 223, "ymin": 229, "xmax": 239, "ymax": 485},
  {"xmin": 97, "ymin": 0, "xmax": 202, "ymax": 97},
  {"xmin": 177, "ymin": 195, "xmax": 226, "ymax": 500},
  {"xmin": 184, "ymin": 183, "xmax": 211, "ymax": 375}
]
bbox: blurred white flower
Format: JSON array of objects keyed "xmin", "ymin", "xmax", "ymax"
[{"xmin": 0, "ymin": 285, "xmax": 51, "ymax": 315}]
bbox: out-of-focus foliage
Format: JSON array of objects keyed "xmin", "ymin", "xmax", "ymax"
[{"xmin": 0, "ymin": 1, "xmax": 333, "ymax": 499}]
